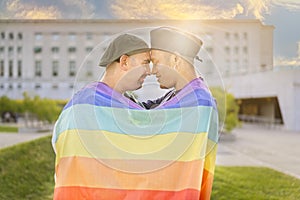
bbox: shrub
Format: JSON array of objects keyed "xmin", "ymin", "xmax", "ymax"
[{"xmin": 210, "ymin": 87, "xmax": 239, "ymax": 133}]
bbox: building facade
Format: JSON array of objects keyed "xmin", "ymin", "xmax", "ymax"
[{"xmin": 1, "ymin": 19, "xmax": 299, "ymax": 131}]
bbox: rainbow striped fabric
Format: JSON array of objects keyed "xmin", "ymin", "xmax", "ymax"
[{"xmin": 52, "ymin": 78, "xmax": 218, "ymax": 200}]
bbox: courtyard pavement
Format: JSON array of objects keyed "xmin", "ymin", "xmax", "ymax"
[
  {"xmin": 217, "ymin": 124, "xmax": 300, "ymax": 179},
  {"xmin": 0, "ymin": 131, "xmax": 51, "ymax": 149}
]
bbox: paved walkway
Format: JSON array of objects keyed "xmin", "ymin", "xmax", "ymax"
[
  {"xmin": 217, "ymin": 124, "xmax": 300, "ymax": 179},
  {"xmin": 0, "ymin": 132, "xmax": 51, "ymax": 149},
  {"xmin": 1, "ymin": 124, "xmax": 300, "ymax": 179}
]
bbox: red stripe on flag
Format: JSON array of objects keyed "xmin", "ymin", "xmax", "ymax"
[{"xmin": 54, "ymin": 187, "xmax": 201, "ymax": 200}]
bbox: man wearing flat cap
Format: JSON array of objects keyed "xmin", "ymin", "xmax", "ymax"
[
  {"xmin": 99, "ymin": 33, "xmax": 151, "ymax": 96},
  {"xmin": 52, "ymin": 33, "xmax": 152, "ymax": 199}
]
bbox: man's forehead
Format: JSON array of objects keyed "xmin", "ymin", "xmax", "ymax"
[
  {"xmin": 151, "ymin": 49, "xmax": 169, "ymax": 54},
  {"xmin": 134, "ymin": 51, "xmax": 150, "ymax": 58}
]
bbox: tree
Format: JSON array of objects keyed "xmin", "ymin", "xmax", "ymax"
[
  {"xmin": 210, "ymin": 87, "xmax": 239, "ymax": 133},
  {"xmin": 21, "ymin": 92, "xmax": 63, "ymax": 123}
]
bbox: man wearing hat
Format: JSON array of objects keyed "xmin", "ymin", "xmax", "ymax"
[
  {"xmin": 52, "ymin": 34, "xmax": 151, "ymax": 199},
  {"xmin": 142, "ymin": 27, "xmax": 204, "ymax": 109},
  {"xmin": 143, "ymin": 27, "xmax": 219, "ymax": 200},
  {"xmin": 99, "ymin": 33, "xmax": 151, "ymax": 96}
]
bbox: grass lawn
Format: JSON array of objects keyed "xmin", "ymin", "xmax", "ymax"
[
  {"xmin": 0, "ymin": 125, "xmax": 18, "ymax": 133},
  {"xmin": 212, "ymin": 167, "xmax": 300, "ymax": 200},
  {"xmin": 0, "ymin": 136, "xmax": 300, "ymax": 200},
  {"xmin": 0, "ymin": 136, "xmax": 54, "ymax": 200}
]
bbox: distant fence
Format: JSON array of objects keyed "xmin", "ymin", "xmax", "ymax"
[
  {"xmin": 18, "ymin": 113, "xmax": 54, "ymax": 133},
  {"xmin": 239, "ymin": 114, "xmax": 282, "ymax": 129}
]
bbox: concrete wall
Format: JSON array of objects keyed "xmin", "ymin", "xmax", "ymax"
[{"xmin": 223, "ymin": 69, "xmax": 300, "ymax": 131}]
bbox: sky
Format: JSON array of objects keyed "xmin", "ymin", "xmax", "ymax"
[{"xmin": 0, "ymin": 0, "xmax": 300, "ymax": 66}]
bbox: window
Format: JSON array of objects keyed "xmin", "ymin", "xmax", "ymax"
[
  {"xmin": 69, "ymin": 61, "xmax": 76, "ymax": 76},
  {"xmin": 86, "ymin": 32, "xmax": 93, "ymax": 40},
  {"xmin": 35, "ymin": 83, "xmax": 41, "ymax": 89},
  {"xmin": 52, "ymin": 33, "xmax": 59, "ymax": 40},
  {"xmin": 234, "ymin": 59, "xmax": 239, "ymax": 71},
  {"xmin": 52, "ymin": 84, "xmax": 58, "ymax": 89},
  {"xmin": 225, "ymin": 32, "xmax": 230, "ymax": 40},
  {"xmin": 68, "ymin": 33, "xmax": 76, "ymax": 40},
  {"xmin": 225, "ymin": 46, "xmax": 230, "ymax": 55},
  {"xmin": 8, "ymin": 46, "xmax": 13, "ymax": 56},
  {"xmin": 18, "ymin": 33, "xmax": 22, "ymax": 40},
  {"xmin": 234, "ymin": 33, "xmax": 239, "ymax": 40},
  {"xmin": 34, "ymin": 47, "xmax": 42, "ymax": 54},
  {"xmin": 52, "ymin": 61, "xmax": 59, "ymax": 76},
  {"xmin": 1, "ymin": 32, "xmax": 5, "ymax": 39},
  {"xmin": 203, "ymin": 32, "xmax": 212, "ymax": 41},
  {"xmin": 261, "ymin": 64, "xmax": 267, "ymax": 70},
  {"xmin": 0, "ymin": 60, "xmax": 4, "ymax": 76},
  {"xmin": 35, "ymin": 61, "xmax": 42, "ymax": 77},
  {"xmin": 68, "ymin": 47, "xmax": 76, "ymax": 53},
  {"xmin": 243, "ymin": 46, "xmax": 248, "ymax": 54},
  {"xmin": 9, "ymin": 32, "xmax": 14, "ymax": 40},
  {"xmin": 206, "ymin": 47, "xmax": 213, "ymax": 54},
  {"xmin": 17, "ymin": 83, "xmax": 22, "ymax": 89},
  {"xmin": 86, "ymin": 61, "xmax": 93, "ymax": 77},
  {"xmin": 51, "ymin": 47, "xmax": 59, "ymax": 53},
  {"xmin": 243, "ymin": 59, "xmax": 248, "ymax": 71},
  {"xmin": 18, "ymin": 60, "xmax": 22, "ymax": 77},
  {"xmin": 234, "ymin": 47, "xmax": 239, "ymax": 54},
  {"xmin": 35, "ymin": 33, "xmax": 43, "ymax": 40},
  {"xmin": 9, "ymin": 60, "xmax": 13, "ymax": 77},
  {"xmin": 17, "ymin": 46, "xmax": 22, "ymax": 54},
  {"xmin": 86, "ymin": 47, "xmax": 93, "ymax": 53},
  {"xmin": 0, "ymin": 46, "xmax": 4, "ymax": 54},
  {"xmin": 243, "ymin": 32, "xmax": 248, "ymax": 40},
  {"xmin": 225, "ymin": 59, "xmax": 230, "ymax": 74}
]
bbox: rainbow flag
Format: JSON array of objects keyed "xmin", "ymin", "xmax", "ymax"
[{"xmin": 52, "ymin": 78, "xmax": 218, "ymax": 200}]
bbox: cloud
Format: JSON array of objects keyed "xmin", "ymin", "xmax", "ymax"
[
  {"xmin": 110, "ymin": 0, "xmax": 245, "ymax": 19},
  {"xmin": 275, "ymin": 57, "xmax": 300, "ymax": 67},
  {"xmin": 61, "ymin": 0, "xmax": 95, "ymax": 18},
  {"xmin": 245, "ymin": 0, "xmax": 271, "ymax": 19},
  {"xmin": 272, "ymin": 0, "xmax": 300, "ymax": 11},
  {"xmin": 110, "ymin": 0, "xmax": 300, "ymax": 20},
  {"xmin": 275, "ymin": 42, "xmax": 300, "ymax": 66},
  {"xmin": 0, "ymin": 0, "xmax": 96, "ymax": 19},
  {"xmin": 4, "ymin": 0, "xmax": 61, "ymax": 19},
  {"xmin": 1, "ymin": 0, "xmax": 299, "ymax": 21}
]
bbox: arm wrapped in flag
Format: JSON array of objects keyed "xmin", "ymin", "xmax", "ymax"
[{"xmin": 52, "ymin": 78, "xmax": 218, "ymax": 200}]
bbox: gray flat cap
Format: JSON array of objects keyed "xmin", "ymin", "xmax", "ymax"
[
  {"xmin": 99, "ymin": 34, "xmax": 149, "ymax": 67},
  {"xmin": 150, "ymin": 27, "xmax": 203, "ymax": 64}
]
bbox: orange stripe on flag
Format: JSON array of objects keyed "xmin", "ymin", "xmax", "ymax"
[
  {"xmin": 55, "ymin": 156, "xmax": 204, "ymax": 191},
  {"xmin": 200, "ymin": 169, "xmax": 214, "ymax": 200}
]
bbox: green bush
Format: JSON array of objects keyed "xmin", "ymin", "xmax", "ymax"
[
  {"xmin": 0, "ymin": 96, "xmax": 23, "ymax": 114},
  {"xmin": 22, "ymin": 93, "xmax": 64, "ymax": 123},
  {"xmin": 0, "ymin": 93, "xmax": 66, "ymax": 124},
  {"xmin": 210, "ymin": 87, "xmax": 239, "ymax": 133}
]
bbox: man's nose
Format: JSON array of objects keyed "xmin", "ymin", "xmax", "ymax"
[
  {"xmin": 151, "ymin": 64, "xmax": 157, "ymax": 74},
  {"xmin": 145, "ymin": 64, "xmax": 151, "ymax": 75}
]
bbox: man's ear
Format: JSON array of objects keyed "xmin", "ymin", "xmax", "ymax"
[
  {"xmin": 170, "ymin": 54, "xmax": 180, "ymax": 68},
  {"xmin": 119, "ymin": 55, "xmax": 129, "ymax": 71},
  {"xmin": 169, "ymin": 54, "xmax": 177, "ymax": 66}
]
